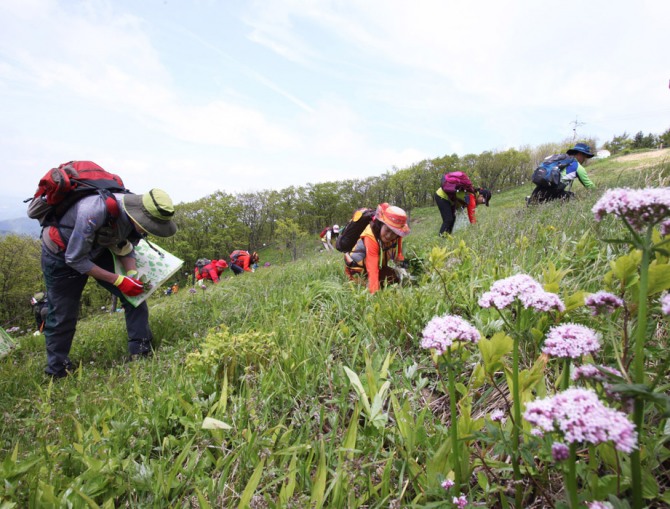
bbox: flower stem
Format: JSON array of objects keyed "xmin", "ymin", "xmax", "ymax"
[
  {"xmin": 567, "ymin": 442, "xmax": 579, "ymax": 509},
  {"xmin": 562, "ymin": 358, "xmax": 571, "ymax": 391},
  {"xmin": 446, "ymin": 348, "xmax": 462, "ymax": 490},
  {"xmin": 630, "ymin": 233, "xmax": 652, "ymax": 509},
  {"xmin": 511, "ymin": 333, "xmax": 523, "ymax": 507}
]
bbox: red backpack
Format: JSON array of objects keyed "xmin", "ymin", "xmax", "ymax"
[
  {"xmin": 319, "ymin": 226, "xmax": 329, "ymax": 238},
  {"xmin": 27, "ymin": 161, "xmax": 128, "ymax": 226},
  {"xmin": 441, "ymin": 171, "xmax": 475, "ymax": 195}
]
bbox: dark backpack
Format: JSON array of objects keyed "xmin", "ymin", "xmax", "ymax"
[
  {"xmin": 441, "ymin": 171, "xmax": 475, "ymax": 195},
  {"xmin": 195, "ymin": 258, "xmax": 211, "ymax": 272},
  {"xmin": 335, "ymin": 208, "xmax": 375, "ymax": 253},
  {"xmin": 531, "ymin": 154, "xmax": 575, "ymax": 189},
  {"xmin": 26, "ymin": 161, "xmax": 128, "ymax": 226}
]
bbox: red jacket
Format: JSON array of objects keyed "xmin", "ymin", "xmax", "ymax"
[
  {"xmin": 230, "ymin": 250, "xmax": 252, "ymax": 272},
  {"xmin": 195, "ymin": 260, "xmax": 228, "ymax": 282}
]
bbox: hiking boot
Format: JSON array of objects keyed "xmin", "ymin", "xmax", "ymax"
[
  {"xmin": 128, "ymin": 350, "xmax": 153, "ymax": 362},
  {"xmin": 45, "ymin": 358, "xmax": 74, "ymax": 379}
]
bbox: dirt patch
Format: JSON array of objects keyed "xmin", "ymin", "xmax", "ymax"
[{"xmin": 612, "ymin": 148, "xmax": 670, "ymax": 163}]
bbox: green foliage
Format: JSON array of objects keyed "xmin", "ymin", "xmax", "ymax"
[
  {"xmin": 1, "ymin": 150, "xmax": 669, "ymax": 507},
  {"xmin": 185, "ymin": 325, "xmax": 279, "ymax": 382}
]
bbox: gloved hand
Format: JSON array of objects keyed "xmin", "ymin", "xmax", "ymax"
[{"xmin": 114, "ymin": 275, "xmax": 144, "ymax": 296}]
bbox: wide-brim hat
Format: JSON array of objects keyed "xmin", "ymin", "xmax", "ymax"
[
  {"xmin": 567, "ymin": 142, "xmax": 595, "ymax": 158},
  {"xmin": 122, "ymin": 189, "xmax": 177, "ymax": 237},
  {"xmin": 376, "ymin": 203, "xmax": 410, "ymax": 237}
]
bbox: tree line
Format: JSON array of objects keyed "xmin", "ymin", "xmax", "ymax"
[{"xmin": 4, "ymin": 128, "xmax": 666, "ymax": 330}]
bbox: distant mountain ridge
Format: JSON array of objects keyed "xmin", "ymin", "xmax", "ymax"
[{"xmin": 0, "ymin": 216, "xmax": 41, "ymax": 238}]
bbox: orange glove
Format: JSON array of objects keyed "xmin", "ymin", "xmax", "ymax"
[{"xmin": 113, "ymin": 275, "xmax": 144, "ymax": 296}]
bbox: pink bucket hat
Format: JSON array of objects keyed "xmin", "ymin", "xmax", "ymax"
[{"xmin": 376, "ymin": 203, "xmax": 410, "ymax": 237}]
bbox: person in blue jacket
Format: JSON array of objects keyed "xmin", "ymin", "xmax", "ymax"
[{"xmin": 529, "ymin": 143, "xmax": 596, "ymax": 204}]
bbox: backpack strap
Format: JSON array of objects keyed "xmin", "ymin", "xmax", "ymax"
[{"xmin": 50, "ymin": 191, "xmax": 122, "ymax": 249}]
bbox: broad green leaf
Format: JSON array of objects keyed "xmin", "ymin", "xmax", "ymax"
[
  {"xmin": 238, "ymin": 458, "xmax": 265, "ymax": 509},
  {"xmin": 310, "ymin": 440, "xmax": 327, "ymax": 508},
  {"xmin": 343, "ymin": 366, "xmax": 371, "ymax": 415},
  {"xmin": 564, "ymin": 290, "xmax": 588, "ymax": 312},
  {"xmin": 278, "ymin": 455, "xmax": 297, "ymax": 506},
  {"xmin": 201, "ymin": 417, "xmax": 232, "ymax": 430},
  {"xmin": 646, "ymin": 263, "xmax": 670, "ymax": 296},
  {"xmin": 608, "ymin": 252, "xmax": 641, "ymax": 288},
  {"xmin": 478, "ymin": 332, "xmax": 513, "ymax": 375}
]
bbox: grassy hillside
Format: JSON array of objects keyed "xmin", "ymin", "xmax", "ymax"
[{"xmin": 1, "ymin": 151, "xmax": 669, "ymax": 508}]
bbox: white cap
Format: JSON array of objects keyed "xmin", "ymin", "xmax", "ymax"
[{"xmin": 332, "ymin": 224, "xmax": 340, "ymax": 233}]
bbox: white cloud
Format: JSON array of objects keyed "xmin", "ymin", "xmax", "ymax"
[{"xmin": 1, "ymin": 0, "xmax": 669, "ymax": 221}]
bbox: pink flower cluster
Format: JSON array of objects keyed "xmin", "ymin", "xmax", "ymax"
[
  {"xmin": 571, "ymin": 364, "xmax": 623, "ymax": 382},
  {"xmin": 452, "ymin": 494, "xmax": 468, "ymax": 508},
  {"xmin": 478, "ymin": 274, "xmax": 565, "ymax": 312},
  {"xmin": 441, "ymin": 478, "xmax": 455, "ymax": 490},
  {"xmin": 490, "ymin": 409, "xmax": 505, "ymax": 422},
  {"xmin": 585, "ymin": 291, "xmax": 624, "ymax": 316},
  {"xmin": 421, "ymin": 315, "xmax": 480, "ymax": 355},
  {"xmin": 592, "ymin": 187, "xmax": 670, "ymax": 235},
  {"xmin": 541, "ymin": 323, "xmax": 600, "ymax": 359},
  {"xmin": 551, "ymin": 442, "xmax": 570, "ymax": 461},
  {"xmin": 587, "ymin": 502, "xmax": 613, "ymax": 509},
  {"xmin": 523, "ymin": 388, "xmax": 637, "ymax": 453},
  {"xmin": 662, "ymin": 292, "xmax": 670, "ymax": 316}
]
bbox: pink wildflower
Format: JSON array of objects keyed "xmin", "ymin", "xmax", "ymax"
[
  {"xmin": 421, "ymin": 315, "xmax": 480, "ymax": 355},
  {"xmin": 661, "ymin": 219, "xmax": 670, "ymax": 236},
  {"xmin": 592, "ymin": 187, "xmax": 670, "ymax": 233},
  {"xmin": 452, "ymin": 494, "xmax": 468, "ymax": 508},
  {"xmin": 542, "ymin": 323, "xmax": 600, "ymax": 359},
  {"xmin": 524, "ymin": 388, "xmax": 637, "ymax": 453},
  {"xmin": 571, "ymin": 364, "xmax": 623, "ymax": 382},
  {"xmin": 490, "ymin": 409, "xmax": 505, "ymax": 422},
  {"xmin": 551, "ymin": 442, "xmax": 570, "ymax": 461},
  {"xmin": 478, "ymin": 274, "xmax": 565, "ymax": 312},
  {"xmin": 585, "ymin": 291, "xmax": 624, "ymax": 316},
  {"xmin": 441, "ymin": 478, "xmax": 455, "ymax": 490},
  {"xmin": 587, "ymin": 502, "xmax": 614, "ymax": 509},
  {"xmin": 662, "ymin": 292, "xmax": 670, "ymax": 316}
]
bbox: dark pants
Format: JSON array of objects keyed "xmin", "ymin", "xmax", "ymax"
[
  {"xmin": 41, "ymin": 248, "xmax": 153, "ymax": 376},
  {"xmin": 529, "ymin": 186, "xmax": 574, "ymax": 204},
  {"xmin": 435, "ymin": 193, "xmax": 456, "ymax": 235},
  {"xmin": 230, "ymin": 263, "xmax": 244, "ymax": 275}
]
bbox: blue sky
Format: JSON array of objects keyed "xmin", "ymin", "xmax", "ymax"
[{"xmin": 1, "ymin": 0, "xmax": 669, "ymax": 220}]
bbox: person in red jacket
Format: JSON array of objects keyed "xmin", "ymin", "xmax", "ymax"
[
  {"xmin": 464, "ymin": 188, "xmax": 492, "ymax": 225},
  {"xmin": 229, "ymin": 250, "xmax": 259, "ymax": 275},
  {"xmin": 195, "ymin": 259, "xmax": 228, "ymax": 283}
]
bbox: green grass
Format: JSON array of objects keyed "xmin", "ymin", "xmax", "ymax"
[{"xmin": 1, "ymin": 153, "xmax": 669, "ymax": 508}]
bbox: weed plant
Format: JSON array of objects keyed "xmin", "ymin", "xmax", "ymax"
[{"xmin": 1, "ymin": 156, "xmax": 669, "ymax": 508}]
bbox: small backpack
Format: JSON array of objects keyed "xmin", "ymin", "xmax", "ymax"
[
  {"xmin": 441, "ymin": 171, "xmax": 475, "ymax": 195},
  {"xmin": 335, "ymin": 208, "xmax": 375, "ymax": 253},
  {"xmin": 319, "ymin": 226, "xmax": 329, "ymax": 239},
  {"xmin": 531, "ymin": 154, "xmax": 575, "ymax": 189},
  {"xmin": 195, "ymin": 258, "xmax": 211, "ymax": 271},
  {"xmin": 26, "ymin": 161, "xmax": 128, "ymax": 226},
  {"xmin": 230, "ymin": 250, "xmax": 249, "ymax": 263}
]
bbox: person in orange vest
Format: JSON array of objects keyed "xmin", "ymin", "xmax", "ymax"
[
  {"xmin": 343, "ymin": 203, "xmax": 410, "ymax": 294},
  {"xmin": 195, "ymin": 259, "xmax": 228, "ymax": 283},
  {"xmin": 229, "ymin": 250, "xmax": 259, "ymax": 275}
]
